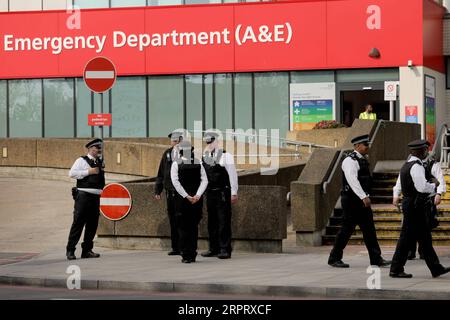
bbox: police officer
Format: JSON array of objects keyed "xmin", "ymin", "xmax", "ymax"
[
  {"xmin": 390, "ymin": 139, "xmax": 450, "ymax": 278},
  {"xmin": 154, "ymin": 130, "xmax": 184, "ymax": 256},
  {"xmin": 201, "ymin": 131, "xmax": 238, "ymax": 260},
  {"xmin": 171, "ymin": 141, "xmax": 208, "ymax": 263},
  {"xmin": 393, "ymin": 151, "xmax": 446, "ymax": 260},
  {"xmin": 66, "ymin": 138, "xmax": 105, "ymax": 260},
  {"xmin": 328, "ymin": 134, "xmax": 390, "ymax": 268}
]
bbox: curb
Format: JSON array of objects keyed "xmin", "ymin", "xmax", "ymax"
[{"xmin": 1, "ymin": 275, "xmax": 450, "ymax": 300}]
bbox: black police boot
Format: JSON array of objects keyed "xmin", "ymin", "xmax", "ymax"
[
  {"xmin": 375, "ymin": 259, "xmax": 392, "ymax": 267},
  {"xmin": 66, "ymin": 251, "xmax": 76, "ymax": 260},
  {"xmin": 432, "ymin": 267, "xmax": 450, "ymax": 278},
  {"xmin": 201, "ymin": 250, "xmax": 218, "ymax": 257},
  {"xmin": 81, "ymin": 250, "xmax": 100, "ymax": 259},
  {"xmin": 328, "ymin": 260, "xmax": 350, "ymax": 268},
  {"xmin": 389, "ymin": 271, "xmax": 413, "ymax": 278},
  {"xmin": 168, "ymin": 250, "xmax": 181, "ymax": 256},
  {"xmin": 217, "ymin": 250, "xmax": 231, "ymax": 259},
  {"xmin": 407, "ymin": 252, "xmax": 416, "ymax": 260}
]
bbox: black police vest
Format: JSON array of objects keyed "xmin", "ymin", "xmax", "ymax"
[
  {"xmin": 76, "ymin": 156, "xmax": 105, "ymax": 189},
  {"xmin": 400, "ymin": 160, "xmax": 425, "ymax": 198},
  {"xmin": 178, "ymin": 158, "xmax": 202, "ymax": 196},
  {"xmin": 202, "ymin": 149, "xmax": 230, "ymax": 190},
  {"xmin": 342, "ymin": 152, "xmax": 371, "ymax": 198},
  {"xmin": 423, "ymin": 160, "xmax": 434, "ymax": 182},
  {"xmin": 163, "ymin": 148, "xmax": 175, "ymax": 191}
]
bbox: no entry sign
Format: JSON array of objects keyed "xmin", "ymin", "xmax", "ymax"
[
  {"xmin": 83, "ymin": 56, "xmax": 116, "ymax": 93},
  {"xmin": 100, "ymin": 183, "xmax": 132, "ymax": 221}
]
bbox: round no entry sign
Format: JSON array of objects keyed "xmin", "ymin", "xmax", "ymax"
[
  {"xmin": 83, "ymin": 56, "xmax": 116, "ymax": 93},
  {"xmin": 100, "ymin": 183, "xmax": 132, "ymax": 221}
]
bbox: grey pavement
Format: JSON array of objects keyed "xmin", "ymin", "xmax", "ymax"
[{"xmin": 2, "ymin": 176, "xmax": 450, "ymax": 299}]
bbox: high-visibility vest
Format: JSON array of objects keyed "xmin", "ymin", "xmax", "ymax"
[{"xmin": 359, "ymin": 112, "xmax": 377, "ymax": 120}]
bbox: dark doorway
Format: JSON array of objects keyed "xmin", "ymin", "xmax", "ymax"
[{"xmin": 341, "ymin": 90, "xmax": 390, "ymax": 127}]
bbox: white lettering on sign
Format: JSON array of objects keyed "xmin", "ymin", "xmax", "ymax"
[
  {"xmin": 4, "ymin": 34, "xmax": 106, "ymax": 54},
  {"xmin": 235, "ymin": 23, "xmax": 292, "ymax": 46},
  {"xmin": 2, "ymin": 23, "xmax": 292, "ymax": 54},
  {"xmin": 366, "ymin": 5, "xmax": 381, "ymax": 30}
]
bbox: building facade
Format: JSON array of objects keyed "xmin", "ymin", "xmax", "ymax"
[{"xmin": 0, "ymin": 0, "xmax": 448, "ymax": 143}]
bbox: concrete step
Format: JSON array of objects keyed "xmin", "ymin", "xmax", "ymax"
[{"xmin": 322, "ymin": 235, "xmax": 450, "ymax": 246}]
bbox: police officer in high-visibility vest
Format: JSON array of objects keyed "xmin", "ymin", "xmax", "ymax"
[
  {"xmin": 390, "ymin": 139, "xmax": 450, "ymax": 278},
  {"xmin": 170, "ymin": 141, "xmax": 208, "ymax": 263},
  {"xmin": 154, "ymin": 130, "xmax": 184, "ymax": 256},
  {"xmin": 328, "ymin": 134, "xmax": 391, "ymax": 268},
  {"xmin": 66, "ymin": 138, "xmax": 105, "ymax": 260},
  {"xmin": 201, "ymin": 131, "xmax": 238, "ymax": 260},
  {"xmin": 359, "ymin": 104, "xmax": 377, "ymax": 120}
]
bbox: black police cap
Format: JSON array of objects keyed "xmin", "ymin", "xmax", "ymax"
[
  {"xmin": 168, "ymin": 130, "xmax": 183, "ymax": 141},
  {"xmin": 351, "ymin": 134, "xmax": 370, "ymax": 145},
  {"xmin": 408, "ymin": 139, "xmax": 430, "ymax": 150},
  {"xmin": 203, "ymin": 131, "xmax": 219, "ymax": 144},
  {"xmin": 85, "ymin": 138, "xmax": 103, "ymax": 148}
]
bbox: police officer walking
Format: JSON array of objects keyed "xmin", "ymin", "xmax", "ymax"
[
  {"xmin": 390, "ymin": 139, "xmax": 450, "ymax": 278},
  {"xmin": 328, "ymin": 134, "xmax": 390, "ymax": 268},
  {"xmin": 154, "ymin": 130, "xmax": 184, "ymax": 256},
  {"xmin": 201, "ymin": 131, "xmax": 238, "ymax": 260},
  {"xmin": 171, "ymin": 141, "xmax": 208, "ymax": 263},
  {"xmin": 66, "ymin": 138, "xmax": 105, "ymax": 260},
  {"xmin": 393, "ymin": 150, "xmax": 446, "ymax": 260}
]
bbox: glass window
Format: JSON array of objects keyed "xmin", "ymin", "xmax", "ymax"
[
  {"xmin": 148, "ymin": 75, "xmax": 184, "ymax": 137},
  {"xmin": 111, "ymin": 77, "xmax": 146, "ymax": 137},
  {"xmin": 336, "ymin": 68, "xmax": 399, "ymax": 83},
  {"xmin": 93, "ymin": 91, "xmax": 110, "ymax": 138},
  {"xmin": 234, "ymin": 73, "xmax": 253, "ymax": 132},
  {"xmin": 44, "ymin": 79, "xmax": 74, "ymax": 137},
  {"xmin": 215, "ymin": 73, "xmax": 233, "ymax": 132},
  {"xmin": 111, "ymin": 0, "xmax": 146, "ymax": 7},
  {"xmin": 186, "ymin": 74, "xmax": 203, "ymax": 133},
  {"xmin": 290, "ymin": 70, "xmax": 335, "ymax": 83},
  {"xmin": 185, "ymin": 0, "xmax": 221, "ymax": 4},
  {"xmin": 74, "ymin": 0, "xmax": 109, "ymax": 8},
  {"xmin": 9, "ymin": 80, "xmax": 42, "ymax": 137},
  {"xmin": 205, "ymin": 75, "xmax": 214, "ymax": 130},
  {"xmin": 9, "ymin": 0, "xmax": 41, "ymax": 11},
  {"xmin": 446, "ymin": 57, "xmax": 450, "ymax": 89},
  {"xmin": 43, "ymin": 0, "xmax": 68, "ymax": 10},
  {"xmin": 76, "ymin": 78, "xmax": 92, "ymax": 138},
  {"xmin": 254, "ymin": 72, "xmax": 289, "ymax": 142},
  {"xmin": 0, "ymin": 0, "xmax": 8, "ymax": 12},
  {"xmin": 0, "ymin": 81, "xmax": 6, "ymax": 137},
  {"xmin": 147, "ymin": 0, "xmax": 182, "ymax": 5}
]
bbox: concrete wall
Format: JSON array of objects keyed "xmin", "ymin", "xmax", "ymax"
[
  {"xmin": 286, "ymin": 127, "xmax": 350, "ymax": 148},
  {"xmin": 97, "ymin": 183, "xmax": 289, "ymax": 253},
  {"xmin": 0, "ymin": 138, "xmax": 300, "ymax": 177},
  {"xmin": 291, "ymin": 120, "xmax": 421, "ymax": 246}
]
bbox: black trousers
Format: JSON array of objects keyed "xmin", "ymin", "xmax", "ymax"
[
  {"xmin": 165, "ymin": 189, "xmax": 179, "ymax": 251},
  {"xmin": 175, "ymin": 196, "xmax": 203, "ymax": 260},
  {"xmin": 66, "ymin": 191, "xmax": 100, "ymax": 253},
  {"xmin": 408, "ymin": 203, "xmax": 438, "ymax": 257},
  {"xmin": 329, "ymin": 195, "xmax": 383, "ymax": 265},
  {"xmin": 391, "ymin": 198, "xmax": 444, "ymax": 276},
  {"xmin": 206, "ymin": 188, "xmax": 232, "ymax": 254}
]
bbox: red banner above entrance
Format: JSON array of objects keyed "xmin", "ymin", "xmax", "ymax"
[{"xmin": 0, "ymin": 0, "xmax": 444, "ymax": 79}]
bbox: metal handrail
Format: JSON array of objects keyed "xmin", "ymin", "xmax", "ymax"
[
  {"xmin": 431, "ymin": 123, "xmax": 448, "ymax": 159},
  {"xmin": 190, "ymin": 129, "xmax": 334, "ymax": 153},
  {"xmin": 322, "ymin": 120, "xmax": 386, "ymax": 194},
  {"xmin": 322, "ymin": 149, "xmax": 350, "ymax": 194}
]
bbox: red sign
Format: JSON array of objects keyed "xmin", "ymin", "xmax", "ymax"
[
  {"xmin": 88, "ymin": 113, "xmax": 112, "ymax": 126},
  {"xmin": 83, "ymin": 57, "xmax": 116, "ymax": 93},
  {"xmin": 0, "ymin": 0, "xmax": 444, "ymax": 79},
  {"xmin": 100, "ymin": 183, "xmax": 132, "ymax": 221}
]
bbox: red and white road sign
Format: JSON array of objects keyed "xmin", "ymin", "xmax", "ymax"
[
  {"xmin": 88, "ymin": 113, "xmax": 112, "ymax": 126},
  {"xmin": 100, "ymin": 183, "xmax": 132, "ymax": 221},
  {"xmin": 83, "ymin": 57, "xmax": 116, "ymax": 93}
]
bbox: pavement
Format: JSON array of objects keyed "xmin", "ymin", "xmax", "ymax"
[{"xmin": 3, "ymin": 177, "xmax": 450, "ymax": 299}]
